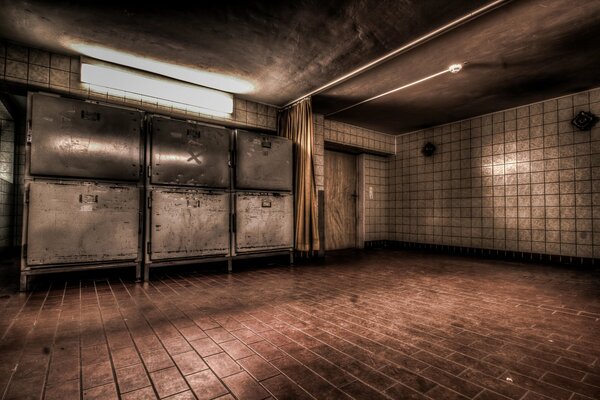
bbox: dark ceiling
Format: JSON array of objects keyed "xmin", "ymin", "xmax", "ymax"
[
  {"xmin": 313, "ymin": 0, "xmax": 600, "ymax": 133},
  {"xmin": 0, "ymin": 0, "xmax": 599, "ymax": 134}
]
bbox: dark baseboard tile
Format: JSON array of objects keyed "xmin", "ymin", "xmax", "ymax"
[{"xmin": 364, "ymin": 240, "xmax": 598, "ymax": 266}]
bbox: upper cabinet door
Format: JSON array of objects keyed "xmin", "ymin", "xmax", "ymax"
[
  {"xmin": 29, "ymin": 93, "xmax": 143, "ymax": 181},
  {"xmin": 150, "ymin": 116, "xmax": 230, "ymax": 188},
  {"xmin": 235, "ymin": 130, "xmax": 293, "ymax": 191}
]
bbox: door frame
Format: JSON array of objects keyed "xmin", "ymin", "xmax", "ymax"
[{"xmin": 356, "ymin": 154, "xmax": 365, "ymax": 249}]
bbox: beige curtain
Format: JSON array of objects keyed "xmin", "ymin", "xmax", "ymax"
[{"xmin": 278, "ymin": 97, "xmax": 320, "ymax": 253}]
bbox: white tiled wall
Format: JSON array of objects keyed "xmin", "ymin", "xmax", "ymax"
[
  {"xmin": 364, "ymin": 154, "xmax": 392, "ymax": 241},
  {"xmin": 393, "ymin": 87, "xmax": 600, "ymax": 258},
  {"xmin": 323, "ymin": 119, "xmax": 395, "ymax": 154}
]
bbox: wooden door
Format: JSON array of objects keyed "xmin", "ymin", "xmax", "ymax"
[{"xmin": 325, "ymin": 150, "xmax": 357, "ymax": 250}]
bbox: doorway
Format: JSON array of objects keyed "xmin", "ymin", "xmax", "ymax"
[{"xmin": 324, "ymin": 150, "xmax": 357, "ymax": 250}]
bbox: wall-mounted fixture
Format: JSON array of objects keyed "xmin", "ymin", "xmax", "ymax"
[
  {"xmin": 448, "ymin": 64, "xmax": 463, "ymax": 73},
  {"xmin": 326, "ymin": 63, "xmax": 465, "ymax": 117},
  {"xmin": 421, "ymin": 142, "xmax": 436, "ymax": 156},
  {"xmin": 80, "ymin": 57, "xmax": 234, "ymax": 117},
  {"xmin": 571, "ymin": 111, "xmax": 598, "ymax": 131}
]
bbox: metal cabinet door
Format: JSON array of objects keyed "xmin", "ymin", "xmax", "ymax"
[
  {"xmin": 26, "ymin": 181, "xmax": 140, "ymax": 266},
  {"xmin": 149, "ymin": 189, "xmax": 230, "ymax": 260},
  {"xmin": 151, "ymin": 116, "xmax": 230, "ymax": 187},
  {"xmin": 235, "ymin": 192, "xmax": 293, "ymax": 252},
  {"xmin": 29, "ymin": 94, "xmax": 142, "ymax": 180},
  {"xmin": 235, "ymin": 130, "xmax": 293, "ymax": 191}
]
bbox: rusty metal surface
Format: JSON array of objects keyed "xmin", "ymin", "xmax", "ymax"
[
  {"xmin": 235, "ymin": 192, "xmax": 293, "ymax": 253},
  {"xmin": 26, "ymin": 181, "xmax": 140, "ymax": 266},
  {"xmin": 151, "ymin": 116, "xmax": 230, "ymax": 187},
  {"xmin": 235, "ymin": 130, "xmax": 292, "ymax": 191},
  {"xmin": 149, "ymin": 188, "xmax": 229, "ymax": 260},
  {"xmin": 29, "ymin": 93, "xmax": 142, "ymax": 180}
]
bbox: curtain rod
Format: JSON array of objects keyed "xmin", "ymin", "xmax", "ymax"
[
  {"xmin": 278, "ymin": 96, "xmax": 311, "ymax": 112},
  {"xmin": 281, "ymin": 0, "xmax": 511, "ymax": 108}
]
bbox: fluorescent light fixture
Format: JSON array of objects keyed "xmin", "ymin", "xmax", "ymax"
[
  {"xmin": 80, "ymin": 58, "xmax": 234, "ymax": 116},
  {"xmin": 327, "ymin": 63, "xmax": 464, "ymax": 116},
  {"xmin": 71, "ymin": 43, "xmax": 254, "ymax": 94}
]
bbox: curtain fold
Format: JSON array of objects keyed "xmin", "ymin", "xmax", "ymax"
[{"xmin": 278, "ymin": 98, "xmax": 320, "ymax": 253}]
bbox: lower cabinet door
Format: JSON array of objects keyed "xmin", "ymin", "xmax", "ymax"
[
  {"xmin": 149, "ymin": 188, "xmax": 230, "ymax": 260},
  {"xmin": 235, "ymin": 192, "xmax": 293, "ymax": 253},
  {"xmin": 26, "ymin": 181, "xmax": 140, "ymax": 266}
]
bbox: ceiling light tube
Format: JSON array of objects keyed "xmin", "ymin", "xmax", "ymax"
[
  {"xmin": 326, "ymin": 63, "xmax": 463, "ymax": 117},
  {"xmin": 71, "ymin": 43, "xmax": 254, "ymax": 94},
  {"xmin": 80, "ymin": 58, "xmax": 234, "ymax": 115}
]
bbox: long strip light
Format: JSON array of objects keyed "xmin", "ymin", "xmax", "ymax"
[
  {"xmin": 71, "ymin": 43, "xmax": 254, "ymax": 94},
  {"xmin": 326, "ymin": 63, "xmax": 463, "ymax": 116},
  {"xmin": 284, "ymin": 0, "xmax": 509, "ymax": 107},
  {"xmin": 80, "ymin": 58, "xmax": 234, "ymax": 116}
]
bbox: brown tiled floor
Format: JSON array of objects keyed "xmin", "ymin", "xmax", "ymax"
[{"xmin": 0, "ymin": 250, "xmax": 599, "ymax": 400}]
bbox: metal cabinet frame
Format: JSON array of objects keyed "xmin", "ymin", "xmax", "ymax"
[
  {"xmin": 19, "ymin": 94, "xmax": 295, "ymax": 289},
  {"xmin": 20, "ymin": 93, "xmax": 145, "ymax": 291},
  {"xmin": 142, "ymin": 116, "xmax": 234, "ymax": 280},
  {"xmin": 20, "ymin": 179, "xmax": 145, "ymax": 291},
  {"xmin": 142, "ymin": 187, "xmax": 232, "ymax": 281},
  {"xmin": 142, "ymin": 122, "xmax": 294, "ymax": 279},
  {"xmin": 230, "ymin": 129, "xmax": 294, "ymax": 267}
]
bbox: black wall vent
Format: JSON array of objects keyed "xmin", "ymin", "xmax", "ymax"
[
  {"xmin": 571, "ymin": 111, "xmax": 598, "ymax": 131},
  {"xmin": 421, "ymin": 142, "xmax": 436, "ymax": 157}
]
